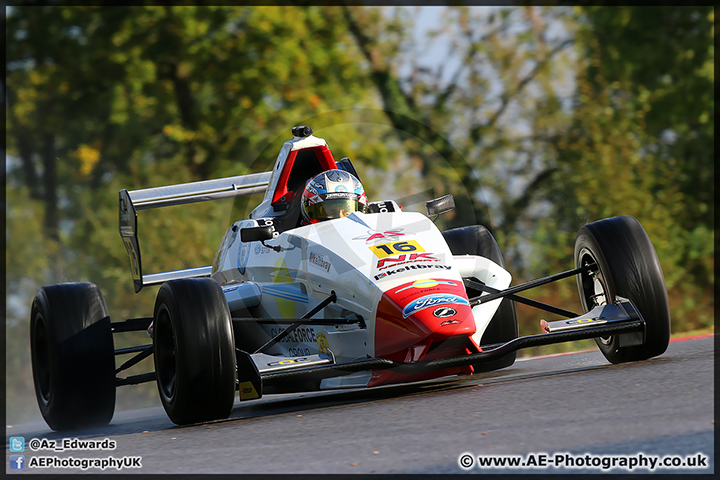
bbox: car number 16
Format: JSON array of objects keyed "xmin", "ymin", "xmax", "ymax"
[{"xmin": 369, "ymin": 240, "xmax": 424, "ymax": 258}]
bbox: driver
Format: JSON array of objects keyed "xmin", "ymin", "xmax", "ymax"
[{"xmin": 300, "ymin": 169, "xmax": 368, "ymax": 224}]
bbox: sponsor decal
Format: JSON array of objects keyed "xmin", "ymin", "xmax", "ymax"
[
  {"xmin": 122, "ymin": 237, "xmax": 140, "ymax": 279},
  {"xmin": 569, "ymin": 318, "xmax": 596, "ymax": 324},
  {"xmin": 387, "ymin": 278, "xmax": 462, "ymax": 306},
  {"xmin": 237, "ymin": 242, "xmax": 250, "ymax": 275},
  {"xmin": 433, "ymin": 307, "xmax": 457, "ymax": 318},
  {"xmin": 307, "ymin": 193, "xmax": 322, "ymax": 205},
  {"xmin": 369, "ymin": 201, "xmax": 397, "ymax": 213},
  {"xmin": 374, "ymin": 264, "xmax": 451, "ymax": 281},
  {"xmin": 239, "ymin": 381, "xmax": 260, "ymax": 400},
  {"xmin": 377, "ymin": 252, "xmax": 440, "ymax": 270},
  {"xmin": 309, "ymin": 251, "xmax": 331, "ymax": 272},
  {"xmin": 369, "ymin": 240, "xmax": 424, "ymax": 259},
  {"xmin": 239, "ymin": 382, "xmax": 259, "ymax": 399},
  {"xmin": 402, "ymin": 294, "xmax": 469, "ymax": 318},
  {"xmin": 257, "ymin": 217, "xmax": 279, "ymax": 238},
  {"xmin": 324, "ymin": 192, "xmax": 355, "ymax": 200},
  {"xmin": 267, "ymin": 357, "xmax": 312, "ymax": 367},
  {"xmin": 353, "ymin": 229, "xmax": 406, "ymax": 243},
  {"xmin": 269, "ymin": 327, "xmax": 316, "ymax": 343},
  {"xmin": 395, "ymin": 279, "xmax": 457, "ymax": 293},
  {"xmin": 288, "ymin": 347, "xmax": 311, "ymax": 356},
  {"xmin": 440, "ymin": 319, "xmax": 461, "ymax": 326},
  {"xmin": 254, "ymin": 243, "xmax": 273, "ymax": 255},
  {"xmin": 317, "ymin": 333, "xmax": 330, "ymax": 354}
]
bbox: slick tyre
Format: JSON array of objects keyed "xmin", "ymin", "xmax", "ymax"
[
  {"xmin": 442, "ymin": 225, "xmax": 518, "ymax": 372},
  {"xmin": 30, "ymin": 283, "xmax": 116, "ymax": 431},
  {"xmin": 574, "ymin": 215, "xmax": 670, "ymax": 364},
  {"xmin": 153, "ymin": 278, "xmax": 236, "ymax": 425}
]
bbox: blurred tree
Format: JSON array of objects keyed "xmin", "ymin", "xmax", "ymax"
[
  {"xmin": 340, "ymin": 5, "xmax": 713, "ymax": 333},
  {"xmin": 6, "ymin": 4, "xmax": 382, "ymax": 290},
  {"xmin": 341, "ymin": 6, "xmax": 579, "ymax": 249},
  {"xmin": 528, "ymin": 6, "xmax": 714, "ymax": 331},
  {"xmin": 5, "ymin": 5, "xmax": 384, "ymax": 422},
  {"xmin": 577, "ymin": 6, "xmax": 714, "ymax": 287}
]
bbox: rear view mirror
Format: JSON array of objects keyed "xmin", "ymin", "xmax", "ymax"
[
  {"xmin": 240, "ymin": 226, "xmax": 274, "ymax": 243},
  {"xmin": 426, "ymin": 194, "xmax": 455, "ymax": 217}
]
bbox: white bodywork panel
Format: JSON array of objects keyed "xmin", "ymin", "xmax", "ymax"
[
  {"xmin": 212, "ymin": 210, "xmax": 513, "ymax": 372},
  {"xmin": 453, "ymin": 255, "xmax": 512, "ymax": 345}
]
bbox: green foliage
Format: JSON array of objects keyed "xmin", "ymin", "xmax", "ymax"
[
  {"xmin": 581, "ymin": 10, "xmax": 713, "ymax": 191},
  {"xmin": 526, "ymin": 5, "xmax": 714, "ymax": 333},
  {"xmin": 555, "ymin": 9, "xmax": 711, "ymax": 267}
]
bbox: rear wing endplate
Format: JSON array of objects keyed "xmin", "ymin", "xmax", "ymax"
[{"xmin": 119, "ymin": 171, "xmax": 271, "ymax": 292}]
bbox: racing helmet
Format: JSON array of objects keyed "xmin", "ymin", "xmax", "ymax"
[{"xmin": 300, "ymin": 169, "xmax": 368, "ymax": 224}]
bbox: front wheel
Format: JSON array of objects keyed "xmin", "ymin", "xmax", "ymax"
[
  {"xmin": 574, "ymin": 215, "xmax": 670, "ymax": 363},
  {"xmin": 30, "ymin": 283, "xmax": 116, "ymax": 431},
  {"xmin": 153, "ymin": 278, "xmax": 236, "ymax": 425}
]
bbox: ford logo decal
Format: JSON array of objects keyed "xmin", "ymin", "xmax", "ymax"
[{"xmin": 402, "ymin": 294, "xmax": 468, "ymax": 318}]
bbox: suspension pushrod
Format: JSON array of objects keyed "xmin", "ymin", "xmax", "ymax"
[
  {"xmin": 469, "ymin": 264, "xmax": 592, "ymax": 307},
  {"xmin": 464, "ymin": 279, "xmax": 580, "ymax": 318},
  {"xmin": 115, "ymin": 344, "xmax": 153, "ymax": 355},
  {"xmin": 253, "ymin": 291, "xmax": 337, "ymax": 354},
  {"xmin": 116, "ymin": 372, "xmax": 155, "ymax": 387},
  {"xmin": 115, "ymin": 346, "xmax": 153, "ymax": 374}
]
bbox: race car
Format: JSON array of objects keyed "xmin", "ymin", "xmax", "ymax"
[{"xmin": 29, "ymin": 126, "xmax": 671, "ymax": 430}]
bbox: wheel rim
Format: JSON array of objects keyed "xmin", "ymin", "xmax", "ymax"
[
  {"xmin": 155, "ymin": 306, "xmax": 177, "ymax": 402},
  {"xmin": 578, "ymin": 247, "xmax": 612, "ymax": 346},
  {"xmin": 32, "ymin": 314, "xmax": 52, "ymax": 405}
]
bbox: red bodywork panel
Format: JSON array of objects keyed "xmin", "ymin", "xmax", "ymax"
[
  {"xmin": 271, "ymin": 145, "xmax": 338, "ymax": 205},
  {"xmin": 370, "ymin": 278, "xmax": 480, "ymax": 387}
]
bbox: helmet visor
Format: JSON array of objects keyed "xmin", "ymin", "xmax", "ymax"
[{"xmin": 305, "ymin": 198, "xmax": 367, "ymax": 221}]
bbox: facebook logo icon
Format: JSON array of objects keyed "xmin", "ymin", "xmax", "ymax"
[{"xmin": 10, "ymin": 455, "xmax": 25, "ymax": 470}]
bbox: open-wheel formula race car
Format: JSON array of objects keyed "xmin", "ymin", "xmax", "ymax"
[{"xmin": 30, "ymin": 126, "xmax": 671, "ymax": 430}]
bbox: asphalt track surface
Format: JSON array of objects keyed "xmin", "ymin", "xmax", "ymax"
[{"xmin": 6, "ymin": 335, "xmax": 714, "ymax": 475}]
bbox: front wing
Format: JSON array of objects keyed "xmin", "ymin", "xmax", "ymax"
[{"xmin": 237, "ymin": 298, "xmax": 645, "ymax": 399}]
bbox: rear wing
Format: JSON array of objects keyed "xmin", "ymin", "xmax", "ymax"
[{"xmin": 119, "ymin": 171, "xmax": 271, "ymax": 292}]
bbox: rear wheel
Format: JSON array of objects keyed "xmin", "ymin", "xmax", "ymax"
[
  {"xmin": 442, "ymin": 225, "xmax": 518, "ymax": 372},
  {"xmin": 30, "ymin": 283, "xmax": 116, "ymax": 431},
  {"xmin": 574, "ymin": 215, "xmax": 670, "ymax": 363},
  {"xmin": 153, "ymin": 278, "xmax": 236, "ymax": 425}
]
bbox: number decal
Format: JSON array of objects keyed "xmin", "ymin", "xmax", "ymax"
[
  {"xmin": 394, "ymin": 241, "xmax": 418, "ymax": 252},
  {"xmin": 369, "ymin": 240, "xmax": 424, "ymax": 259}
]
